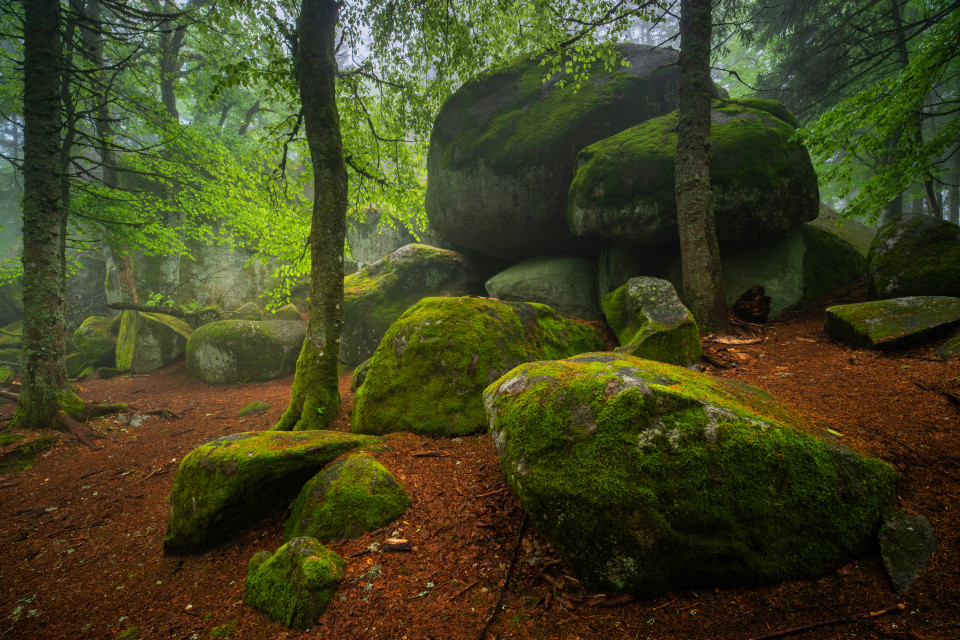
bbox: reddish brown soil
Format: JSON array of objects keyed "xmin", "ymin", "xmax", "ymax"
[{"xmin": 2, "ymin": 299, "xmax": 959, "ymax": 640}]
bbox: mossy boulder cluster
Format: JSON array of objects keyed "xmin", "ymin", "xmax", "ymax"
[
  {"xmin": 868, "ymin": 214, "xmax": 960, "ymax": 300},
  {"xmin": 73, "ymin": 315, "xmax": 115, "ymax": 365},
  {"xmin": 185, "ymin": 319, "xmax": 306, "ymax": 384},
  {"xmin": 484, "ymin": 256, "xmax": 599, "ymax": 320},
  {"xmin": 824, "ymin": 297, "xmax": 960, "ymax": 349},
  {"xmin": 115, "ymin": 310, "xmax": 191, "ymax": 374},
  {"xmin": 602, "ymin": 277, "xmax": 701, "ymax": 366},
  {"xmin": 352, "ymin": 296, "xmax": 606, "ymax": 437},
  {"xmin": 163, "ymin": 430, "xmax": 380, "ymax": 554},
  {"xmin": 341, "ymin": 244, "xmax": 486, "ymax": 367},
  {"xmin": 484, "ymin": 352, "xmax": 898, "ymax": 597}
]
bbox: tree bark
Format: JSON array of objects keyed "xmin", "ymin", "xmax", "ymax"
[
  {"xmin": 14, "ymin": 0, "xmax": 84, "ymax": 429},
  {"xmin": 273, "ymin": 0, "xmax": 347, "ymax": 431},
  {"xmin": 949, "ymin": 149, "xmax": 960, "ymax": 226},
  {"xmin": 675, "ymin": 0, "xmax": 727, "ymax": 332}
]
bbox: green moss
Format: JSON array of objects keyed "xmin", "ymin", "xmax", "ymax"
[
  {"xmin": 352, "ymin": 297, "xmax": 606, "ymax": 437},
  {"xmin": 868, "ymin": 214, "xmax": 960, "ymax": 299},
  {"xmin": 239, "ymin": 401, "xmax": 271, "ymax": 417},
  {"xmin": 72, "ymin": 316, "xmax": 115, "ymax": 364},
  {"xmin": 115, "ymin": 310, "xmax": 138, "ymax": 371},
  {"xmin": 799, "ymin": 224, "xmax": 866, "ymax": 307},
  {"xmin": 284, "ymin": 453, "xmax": 410, "ymax": 542},
  {"xmin": 485, "ymin": 353, "xmax": 897, "ymax": 595},
  {"xmin": 163, "ymin": 430, "xmax": 381, "ymax": 554},
  {"xmin": 0, "ymin": 320, "xmax": 23, "ymax": 348},
  {"xmin": 0, "ymin": 432, "xmax": 21, "ymax": 446},
  {"xmin": 185, "ymin": 320, "xmax": 305, "ymax": 384},
  {"xmin": 0, "ymin": 435, "xmax": 57, "ymax": 472},
  {"xmin": 244, "ymin": 537, "xmax": 345, "ymax": 629},
  {"xmin": 271, "ymin": 303, "xmax": 302, "ymax": 321},
  {"xmin": 825, "ymin": 297, "xmax": 960, "ymax": 349}
]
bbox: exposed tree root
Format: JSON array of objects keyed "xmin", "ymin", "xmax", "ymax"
[{"xmin": 56, "ymin": 411, "xmax": 103, "ymax": 450}]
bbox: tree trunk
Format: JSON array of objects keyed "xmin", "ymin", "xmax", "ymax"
[
  {"xmin": 273, "ymin": 0, "xmax": 347, "ymax": 431},
  {"xmin": 949, "ymin": 149, "xmax": 960, "ymax": 226},
  {"xmin": 14, "ymin": 0, "xmax": 84, "ymax": 429},
  {"xmin": 675, "ymin": 0, "xmax": 727, "ymax": 333}
]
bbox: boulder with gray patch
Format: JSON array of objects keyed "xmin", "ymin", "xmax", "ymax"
[
  {"xmin": 868, "ymin": 214, "xmax": 960, "ymax": 299},
  {"xmin": 185, "ymin": 319, "xmax": 306, "ymax": 384},
  {"xmin": 485, "ymin": 255, "xmax": 599, "ymax": 320},
  {"xmin": 115, "ymin": 310, "xmax": 191, "ymax": 374},
  {"xmin": 879, "ymin": 510, "xmax": 937, "ymax": 594}
]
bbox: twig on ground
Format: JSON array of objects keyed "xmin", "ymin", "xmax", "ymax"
[
  {"xmin": 747, "ymin": 603, "xmax": 905, "ymax": 640},
  {"xmin": 476, "ymin": 513, "xmax": 528, "ymax": 640},
  {"xmin": 449, "ymin": 579, "xmax": 480, "ymax": 600}
]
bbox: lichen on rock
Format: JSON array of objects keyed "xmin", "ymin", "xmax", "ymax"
[
  {"xmin": 868, "ymin": 214, "xmax": 960, "ymax": 299},
  {"xmin": 824, "ymin": 297, "xmax": 960, "ymax": 349},
  {"xmin": 72, "ymin": 315, "xmax": 115, "ymax": 365}
]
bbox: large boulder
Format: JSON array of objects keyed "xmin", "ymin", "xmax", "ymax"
[
  {"xmin": 426, "ymin": 44, "xmax": 681, "ymax": 262},
  {"xmin": 485, "ymin": 255, "xmax": 599, "ymax": 320},
  {"xmin": 352, "ymin": 297, "xmax": 606, "ymax": 437},
  {"xmin": 115, "ymin": 310, "xmax": 191, "ymax": 374},
  {"xmin": 186, "ymin": 319, "xmax": 306, "ymax": 384},
  {"xmin": 868, "ymin": 214, "xmax": 960, "ymax": 299},
  {"xmin": 602, "ymin": 277, "xmax": 701, "ymax": 365},
  {"xmin": 484, "ymin": 352, "xmax": 897, "ymax": 597},
  {"xmin": 163, "ymin": 430, "xmax": 380, "ymax": 554},
  {"xmin": 245, "ymin": 537, "xmax": 345, "ymax": 629},
  {"xmin": 341, "ymin": 244, "xmax": 486, "ymax": 367},
  {"xmin": 73, "ymin": 315, "xmax": 115, "ymax": 365},
  {"xmin": 567, "ymin": 99, "xmax": 819, "ymax": 244},
  {"xmin": 347, "ymin": 208, "xmax": 446, "ymax": 267},
  {"xmin": 284, "ymin": 453, "xmax": 410, "ymax": 542},
  {"xmin": 824, "ymin": 297, "xmax": 960, "ymax": 349}
]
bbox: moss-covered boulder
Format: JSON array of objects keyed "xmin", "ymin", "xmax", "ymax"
[
  {"xmin": 65, "ymin": 352, "xmax": 95, "ymax": 380},
  {"xmin": 0, "ymin": 348, "xmax": 18, "ymax": 383},
  {"xmin": 239, "ymin": 401, "xmax": 271, "ymax": 417},
  {"xmin": 342, "ymin": 244, "xmax": 486, "ymax": 367},
  {"xmin": 115, "ymin": 310, "xmax": 191, "ymax": 374},
  {"xmin": 0, "ymin": 319, "xmax": 22, "ymax": 349},
  {"xmin": 229, "ymin": 302, "xmax": 263, "ymax": 321},
  {"xmin": 808, "ymin": 203, "xmax": 875, "ymax": 259},
  {"xmin": 350, "ymin": 358, "xmax": 372, "ymax": 392},
  {"xmin": 271, "ymin": 303, "xmax": 303, "ymax": 321},
  {"xmin": 484, "ymin": 352, "xmax": 897, "ymax": 596},
  {"xmin": 353, "ymin": 296, "xmax": 606, "ymax": 437},
  {"xmin": 868, "ymin": 214, "xmax": 960, "ymax": 299},
  {"xmin": 73, "ymin": 315, "xmax": 115, "ymax": 365},
  {"xmin": 567, "ymin": 99, "xmax": 818, "ymax": 244},
  {"xmin": 824, "ymin": 297, "xmax": 960, "ymax": 349},
  {"xmin": 426, "ymin": 45, "xmax": 681, "ymax": 262},
  {"xmin": 347, "ymin": 207, "xmax": 447, "ymax": 267},
  {"xmin": 602, "ymin": 277, "xmax": 701, "ymax": 365},
  {"xmin": 485, "ymin": 255, "xmax": 599, "ymax": 320},
  {"xmin": 185, "ymin": 320, "xmax": 306, "ymax": 384},
  {"xmin": 285, "ymin": 453, "xmax": 410, "ymax": 542},
  {"xmin": 163, "ymin": 430, "xmax": 380, "ymax": 554},
  {"xmin": 245, "ymin": 537, "xmax": 345, "ymax": 629}
]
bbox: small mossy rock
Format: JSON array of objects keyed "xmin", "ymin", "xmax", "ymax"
[
  {"xmin": 0, "ymin": 320, "xmax": 23, "ymax": 348},
  {"xmin": 73, "ymin": 315, "xmax": 115, "ymax": 365},
  {"xmin": 115, "ymin": 310, "xmax": 191, "ymax": 374},
  {"xmin": 230, "ymin": 302, "xmax": 263, "ymax": 321},
  {"xmin": 0, "ymin": 281, "xmax": 22, "ymax": 328},
  {"xmin": 484, "ymin": 352, "xmax": 897, "ymax": 597},
  {"xmin": 271, "ymin": 303, "xmax": 303, "ymax": 321},
  {"xmin": 185, "ymin": 320, "xmax": 306, "ymax": 384},
  {"xmin": 163, "ymin": 430, "xmax": 380, "ymax": 554},
  {"xmin": 485, "ymin": 256, "xmax": 599, "ymax": 320},
  {"xmin": 352, "ymin": 297, "xmax": 606, "ymax": 437},
  {"xmin": 935, "ymin": 334, "xmax": 960, "ymax": 359},
  {"xmin": 66, "ymin": 352, "xmax": 94, "ymax": 380},
  {"xmin": 824, "ymin": 297, "xmax": 960, "ymax": 349},
  {"xmin": 868, "ymin": 214, "xmax": 960, "ymax": 299},
  {"xmin": 285, "ymin": 453, "xmax": 410, "ymax": 542},
  {"xmin": 567, "ymin": 99, "xmax": 818, "ymax": 244},
  {"xmin": 342, "ymin": 244, "xmax": 486, "ymax": 367},
  {"xmin": 602, "ymin": 277, "xmax": 701, "ymax": 365},
  {"xmin": 244, "ymin": 537, "xmax": 345, "ymax": 629},
  {"xmin": 426, "ymin": 45, "xmax": 681, "ymax": 262},
  {"xmin": 879, "ymin": 510, "xmax": 937, "ymax": 594},
  {"xmin": 97, "ymin": 366, "xmax": 127, "ymax": 379},
  {"xmin": 350, "ymin": 358, "xmax": 372, "ymax": 392},
  {"xmin": 239, "ymin": 401, "xmax": 271, "ymax": 417}
]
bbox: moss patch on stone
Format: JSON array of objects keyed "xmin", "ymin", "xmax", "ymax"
[
  {"xmin": 239, "ymin": 401, "xmax": 271, "ymax": 417},
  {"xmin": 824, "ymin": 297, "xmax": 960, "ymax": 349},
  {"xmin": 163, "ymin": 430, "xmax": 381, "ymax": 554},
  {"xmin": 72, "ymin": 315, "xmax": 115, "ymax": 365},
  {"xmin": 285, "ymin": 453, "xmax": 410, "ymax": 542},
  {"xmin": 868, "ymin": 214, "xmax": 960, "ymax": 299},
  {"xmin": 352, "ymin": 297, "xmax": 606, "ymax": 437},
  {"xmin": 185, "ymin": 320, "xmax": 306, "ymax": 384},
  {"xmin": 798, "ymin": 223, "xmax": 866, "ymax": 307},
  {"xmin": 484, "ymin": 352, "xmax": 897, "ymax": 596},
  {"xmin": 485, "ymin": 255, "xmax": 599, "ymax": 320},
  {"xmin": 245, "ymin": 537, "xmax": 345, "ymax": 629},
  {"xmin": 115, "ymin": 311, "xmax": 191, "ymax": 374}
]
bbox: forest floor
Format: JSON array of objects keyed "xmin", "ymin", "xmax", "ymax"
[{"xmin": 1, "ymin": 289, "xmax": 959, "ymax": 640}]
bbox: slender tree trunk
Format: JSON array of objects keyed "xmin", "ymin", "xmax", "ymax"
[
  {"xmin": 14, "ymin": 0, "xmax": 84, "ymax": 429},
  {"xmin": 273, "ymin": 0, "xmax": 347, "ymax": 431},
  {"xmin": 675, "ymin": 0, "xmax": 727, "ymax": 332},
  {"xmin": 949, "ymin": 150, "xmax": 960, "ymax": 226}
]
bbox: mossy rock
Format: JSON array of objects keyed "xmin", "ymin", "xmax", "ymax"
[
  {"xmin": 0, "ymin": 435, "xmax": 58, "ymax": 472},
  {"xmin": 245, "ymin": 537, "xmax": 345, "ymax": 629},
  {"xmin": 868, "ymin": 214, "xmax": 960, "ymax": 299},
  {"xmin": 602, "ymin": 277, "xmax": 701, "ymax": 366},
  {"xmin": 239, "ymin": 401, "xmax": 271, "ymax": 417},
  {"xmin": 824, "ymin": 297, "xmax": 960, "ymax": 349},
  {"xmin": 271, "ymin": 303, "xmax": 303, "ymax": 321},
  {"xmin": 879, "ymin": 509, "xmax": 937, "ymax": 594},
  {"xmin": 285, "ymin": 453, "xmax": 410, "ymax": 542},
  {"xmin": 350, "ymin": 358, "xmax": 372, "ymax": 392},
  {"xmin": 935, "ymin": 334, "xmax": 960, "ymax": 359},
  {"xmin": 97, "ymin": 366, "xmax": 127, "ymax": 379},
  {"xmin": 347, "ymin": 207, "xmax": 447, "ymax": 266},
  {"xmin": 342, "ymin": 244, "xmax": 486, "ymax": 367},
  {"xmin": 352, "ymin": 296, "xmax": 606, "ymax": 437},
  {"xmin": 0, "ymin": 280, "xmax": 22, "ymax": 328},
  {"xmin": 73, "ymin": 315, "xmax": 115, "ymax": 365},
  {"xmin": 484, "ymin": 352, "xmax": 897, "ymax": 597},
  {"xmin": 163, "ymin": 430, "xmax": 381, "ymax": 554},
  {"xmin": 567, "ymin": 99, "xmax": 818, "ymax": 244},
  {"xmin": 229, "ymin": 302, "xmax": 263, "ymax": 321},
  {"xmin": 0, "ymin": 320, "xmax": 22, "ymax": 349},
  {"xmin": 808, "ymin": 203, "xmax": 875, "ymax": 259},
  {"xmin": 485, "ymin": 255, "xmax": 599, "ymax": 320},
  {"xmin": 65, "ymin": 352, "xmax": 95, "ymax": 380},
  {"xmin": 185, "ymin": 320, "xmax": 306, "ymax": 384},
  {"xmin": 426, "ymin": 44, "xmax": 681, "ymax": 262},
  {"xmin": 115, "ymin": 310, "xmax": 192, "ymax": 374},
  {"xmin": 0, "ymin": 347, "xmax": 18, "ymax": 384}
]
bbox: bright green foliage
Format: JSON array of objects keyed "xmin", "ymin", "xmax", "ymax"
[
  {"xmin": 352, "ymin": 296, "xmax": 606, "ymax": 437},
  {"xmin": 185, "ymin": 320, "xmax": 305, "ymax": 384},
  {"xmin": 485, "ymin": 352, "xmax": 898, "ymax": 596},
  {"xmin": 163, "ymin": 430, "xmax": 380, "ymax": 555},
  {"xmin": 824, "ymin": 297, "xmax": 960, "ymax": 349},
  {"xmin": 244, "ymin": 537, "xmax": 345, "ymax": 629},
  {"xmin": 284, "ymin": 453, "xmax": 410, "ymax": 542}
]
